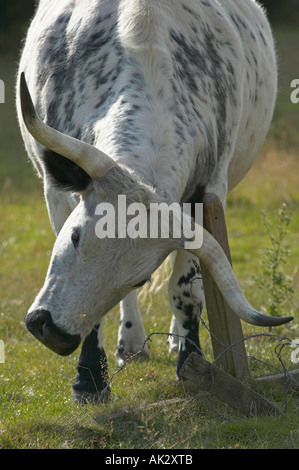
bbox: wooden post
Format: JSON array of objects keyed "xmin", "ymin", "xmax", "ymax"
[
  {"xmin": 180, "ymin": 353, "xmax": 279, "ymax": 417},
  {"xmin": 202, "ymin": 193, "xmax": 250, "ymax": 378}
]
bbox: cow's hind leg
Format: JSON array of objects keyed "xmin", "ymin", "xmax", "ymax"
[
  {"xmin": 168, "ymin": 314, "xmax": 179, "ymax": 353},
  {"xmin": 116, "ymin": 290, "xmax": 150, "ymax": 365},
  {"xmin": 168, "ymin": 251, "xmax": 205, "ymax": 378}
]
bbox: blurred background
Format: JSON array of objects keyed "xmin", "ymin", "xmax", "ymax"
[
  {"xmin": 0, "ymin": 0, "xmax": 298, "ymax": 449},
  {"xmin": 0, "ymin": 0, "xmax": 299, "ymax": 195}
]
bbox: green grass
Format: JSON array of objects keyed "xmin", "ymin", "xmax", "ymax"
[{"xmin": 0, "ymin": 26, "xmax": 298, "ymax": 449}]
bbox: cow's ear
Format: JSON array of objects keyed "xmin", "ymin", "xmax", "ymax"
[{"xmin": 43, "ymin": 149, "xmax": 92, "ymax": 192}]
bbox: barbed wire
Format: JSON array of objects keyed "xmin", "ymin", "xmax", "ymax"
[
  {"xmin": 74, "ymin": 261, "xmax": 298, "ymax": 415},
  {"xmin": 94, "ymin": 320, "xmax": 298, "ymax": 417}
]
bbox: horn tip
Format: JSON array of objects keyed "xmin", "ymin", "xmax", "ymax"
[
  {"xmin": 279, "ymin": 315, "xmax": 294, "ymax": 325},
  {"xmin": 253, "ymin": 313, "xmax": 294, "ymax": 327}
]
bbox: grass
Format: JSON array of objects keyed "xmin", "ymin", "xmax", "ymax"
[{"xmin": 0, "ymin": 25, "xmax": 298, "ymax": 449}]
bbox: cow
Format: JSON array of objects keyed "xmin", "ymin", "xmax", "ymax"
[{"xmin": 17, "ymin": 0, "xmax": 293, "ymax": 403}]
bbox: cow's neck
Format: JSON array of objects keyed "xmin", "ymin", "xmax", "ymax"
[{"xmin": 92, "ymin": 49, "xmax": 194, "ymax": 204}]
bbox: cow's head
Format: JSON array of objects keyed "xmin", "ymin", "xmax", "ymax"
[{"xmin": 19, "ymin": 73, "xmax": 293, "ymax": 356}]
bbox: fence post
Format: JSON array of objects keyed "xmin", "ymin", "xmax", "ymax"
[{"xmin": 201, "ymin": 193, "xmax": 250, "ymax": 378}]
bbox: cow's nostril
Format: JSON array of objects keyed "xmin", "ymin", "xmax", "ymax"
[
  {"xmin": 25, "ymin": 310, "xmax": 47, "ymax": 341},
  {"xmin": 25, "ymin": 309, "xmax": 81, "ymax": 356},
  {"xmin": 25, "ymin": 310, "xmax": 44, "ymax": 338}
]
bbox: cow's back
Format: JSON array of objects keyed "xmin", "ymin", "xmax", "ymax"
[{"xmin": 17, "ymin": 0, "xmax": 276, "ymax": 199}]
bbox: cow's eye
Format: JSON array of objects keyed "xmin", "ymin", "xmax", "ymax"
[{"xmin": 71, "ymin": 230, "xmax": 80, "ymax": 248}]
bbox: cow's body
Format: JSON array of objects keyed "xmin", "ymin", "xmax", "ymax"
[{"xmin": 17, "ymin": 0, "xmax": 280, "ymax": 402}]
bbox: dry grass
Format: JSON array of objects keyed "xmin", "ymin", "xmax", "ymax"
[{"xmin": 233, "ymin": 141, "xmax": 299, "ymax": 206}]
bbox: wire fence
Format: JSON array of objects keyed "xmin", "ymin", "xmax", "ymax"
[{"xmin": 95, "ymin": 318, "xmax": 298, "ymax": 417}]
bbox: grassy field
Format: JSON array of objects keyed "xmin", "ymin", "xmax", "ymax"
[{"xmin": 0, "ymin": 25, "xmax": 298, "ymax": 449}]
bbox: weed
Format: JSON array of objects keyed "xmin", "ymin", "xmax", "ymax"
[{"xmin": 252, "ymin": 203, "xmax": 294, "ymax": 318}]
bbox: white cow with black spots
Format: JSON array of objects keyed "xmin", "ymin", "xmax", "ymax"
[{"xmin": 17, "ymin": 0, "xmax": 292, "ymax": 403}]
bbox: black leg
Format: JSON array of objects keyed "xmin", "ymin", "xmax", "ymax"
[{"xmin": 72, "ymin": 324, "xmax": 110, "ymax": 404}]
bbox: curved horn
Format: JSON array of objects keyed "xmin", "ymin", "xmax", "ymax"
[
  {"xmin": 186, "ymin": 225, "xmax": 293, "ymax": 327},
  {"xmin": 19, "ymin": 72, "xmax": 118, "ymax": 178}
]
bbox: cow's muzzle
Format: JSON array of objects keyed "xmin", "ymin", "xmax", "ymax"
[{"xmin": 25, "ymin": 309, "xmax": 81, "ymax": 356}]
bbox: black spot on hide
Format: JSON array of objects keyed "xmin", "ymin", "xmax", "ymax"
[{"xmin": 177, "ymin": 266, "xmax": 196, "ymax": 287}]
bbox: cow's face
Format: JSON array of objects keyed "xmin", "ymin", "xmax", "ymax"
[
  {"xmin": 19, "ymin": 72, "xmax": 186, "ymax": 355},
  {"xmin": 25, "ymin": 186, "xmax": 181, "ymax": 355}
]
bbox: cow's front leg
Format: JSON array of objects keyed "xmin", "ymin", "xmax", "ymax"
[
  {"xmin": 72, "ymin": 323, "xmax": 110, "ymax": 404},
  {"xmin": 168, "ymin": 251, "xmax": 205, "ymax": 379},
  {"xmin": 116, "ymin": 290, "xmax": 150, "ymax": 366}
]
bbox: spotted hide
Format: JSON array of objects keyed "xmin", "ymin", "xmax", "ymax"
[{"xmin": 17, "ymin": 0, "xmax": 291, "ymax": 403}]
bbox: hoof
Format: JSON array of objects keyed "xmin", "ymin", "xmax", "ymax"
[{"xmin": 72, "ymin": 386, "xmax": 111, "ymax": 405}]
